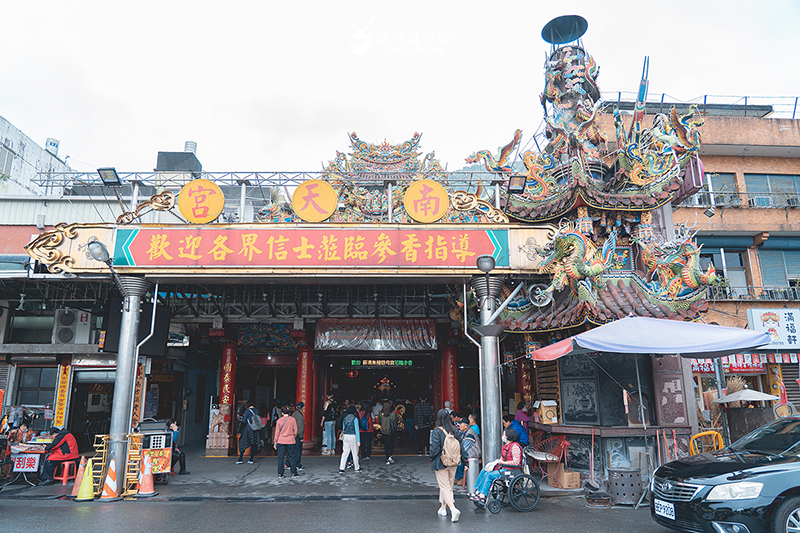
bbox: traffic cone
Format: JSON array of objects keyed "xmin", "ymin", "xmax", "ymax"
[
  {"xmin": 74, "ymin": 458, "xmax": 95, "ymax": 502},
  {"xmin": 70, "ymin": 456, "xmax": 87, "ymax": 498},
  {"xmin": 98, "ymin": 458, "xmax": 121, "ymax": 501},
  {"xmin": 135, "ymin": 453, "xmax": 158, "ymax": 498}
]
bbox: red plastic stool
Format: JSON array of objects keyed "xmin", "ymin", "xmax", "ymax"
[{"xmin": 53, "ymin": 459, "xmax": 78, "ymax": 485}]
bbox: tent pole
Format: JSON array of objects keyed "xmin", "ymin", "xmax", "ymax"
[
  {"xmin": 634, "ymin": 355, "xmax": 652, "ymax": 510},
  {"xmin": 714, "ymin": 358, "xmax": 731, "ymax": 446}
]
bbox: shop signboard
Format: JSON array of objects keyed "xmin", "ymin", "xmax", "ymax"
[
  {"xmin": 12, "ymin": 454, "xmax": 40, "ymax": 472},
  {"xmin": 691, "ymin": 355, "xmax": 766, "ymax": 374},
  {"xmin": 746, "ymin": 308, "xmax": 800, "ymax": 349},
  {"xmin": 53, "ymin": 365, "xmax": 71, "ymax": 428},
  {"xmin": 113, "ymin": 226, "xmax": 509, "ymax": 269}
]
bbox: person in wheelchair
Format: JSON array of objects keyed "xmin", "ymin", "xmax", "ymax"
[{"xmin": 468, "ymin": 427, "xmax": 523, "ymax": 503}]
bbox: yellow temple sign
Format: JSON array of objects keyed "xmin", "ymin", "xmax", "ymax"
[
  {"xmin": 292, "ymin": 180, "xmax": 338, "ymax": 222},
  {"xmin": 177, "ymin": 179, "xmax": 225, "ymax": 223},
  {"xmin": 404, "ymin": 179, "xmax": 449, "ymax": 223}
]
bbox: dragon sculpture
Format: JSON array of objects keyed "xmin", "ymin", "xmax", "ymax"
[
  {"xmin": 465, "ymin": 129, "xmax": 523, "ymax": 173},
  {"xmin": 636, "ymin": 236, "xmax": 718, "ymax": 298},
  {"xmin": 533, "ymin": 226, "xmax": 618, "ymax": 305}
]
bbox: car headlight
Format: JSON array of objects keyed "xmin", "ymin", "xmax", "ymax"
[{"xmin": 706, "ymin": 482, "xmax": 763, "ymax": 501}]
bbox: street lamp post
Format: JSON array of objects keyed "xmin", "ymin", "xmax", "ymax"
[
  {"xmin": 471, "ymin": 255, "xmax": 505, "ymax": 462},
  {"xmin": 88, "ymin": 239, "xmax": 152, "ymax": 496}
]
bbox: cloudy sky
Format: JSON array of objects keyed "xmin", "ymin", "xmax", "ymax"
[{"xmin": 3, "ymin": 0, "xmax": 799, "ymax": 174}]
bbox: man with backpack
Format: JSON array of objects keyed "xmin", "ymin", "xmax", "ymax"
[{"xmin": 337, "ymin": 406, "xmax": 362, "ymax": 474}]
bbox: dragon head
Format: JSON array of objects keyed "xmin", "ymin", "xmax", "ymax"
[{"xmin": 465, "ymin": 150, "xmax": 489, "ymax": 165}]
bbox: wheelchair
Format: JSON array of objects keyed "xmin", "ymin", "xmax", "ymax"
[{"xmin": 471, "ymin": 456, "xmax": 541, "ymax": 514}]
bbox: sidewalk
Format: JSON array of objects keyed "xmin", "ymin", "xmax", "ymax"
[{"xmin": 0, "ymin": 444, "xmax": 584, "ymax": 501}]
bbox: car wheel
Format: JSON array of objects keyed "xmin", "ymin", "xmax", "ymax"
[{"xmin": 772, "ymin": 496, "xmax": 800, "ymax": 533}]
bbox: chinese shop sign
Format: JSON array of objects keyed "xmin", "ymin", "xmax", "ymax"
[
  {"xmin": 291, "ymin": 180, "xmax": 338, "ymax": 222},
  {"xmin": 691, "ymin": 355, "xmax": 766, "ymax": 374},
  {"xmin": 114, "ymin": 227, "xmax": 507, "ymax": 269},
  {"xmin": 12, "ymin": 454, "xmax": 40, "ymax": 472},
  {"xmin": 351, "ymin": 359, "xmax": 414, "ymax": 367},
  {"xmin": 404, "ymin": 180, "xmax": 449, "ymax": 223},
  {"xmin": 53, "ymin": 365, "xmax": 71, "ymax": 428},
  {"xmin": 746, "ymin": 308, "xmax": 800, "ymax": 349},
  {"xmin": 177, "ymin": 179, "xmax": 225, "ymax": 223}
]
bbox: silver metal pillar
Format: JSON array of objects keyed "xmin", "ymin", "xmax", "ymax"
[
  {"xmin": 470, "ymin": 275, "xmax": 505, "ymax": 463},
  {"xmin": 480, "ymin": 304, "xmax": 502, "ymax": 462},
  {"xmin": 108, "ymin": 276, "xmax": 152, "ymax": 496}
]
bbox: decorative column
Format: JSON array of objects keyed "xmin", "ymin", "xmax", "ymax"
[
  {"xmin": 207, "ymin": 340, "xmax": 236, "ymax": 456},
  {"xmin": 311, "ymin": 355, "xmax": 320, "ymax": 444},
  {"xmin": 296, "ymin": 345, "xmax": 313, "ymax": 444},
  {"xmin": 108, "ymin": 276, "xmax": 152, "ymax": 496},
  {"xmin": 441, "ymin": 345, "xmax": 459, "ymax": 412}
]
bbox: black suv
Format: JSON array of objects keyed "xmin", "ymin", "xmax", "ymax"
[{"xmin": 651, "ymin": 416, "xmax": 800, "ymax": 533}]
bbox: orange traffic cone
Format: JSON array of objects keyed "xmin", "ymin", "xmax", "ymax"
[
  {"xmin": 98, "ymin": 458, "xmax": 121, "ymax": 501},
  {"xmin": 135, "ymin": 454, "xmax": 158, "ymax": 498},
  {"xmin": 70, "ymin": 456, "xmax": 87, "ymax": 498}
]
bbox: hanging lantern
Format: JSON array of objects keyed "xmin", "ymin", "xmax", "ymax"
[{"xmin": 346, "ymin": 370, "xmax": 359, "ymax": 378}]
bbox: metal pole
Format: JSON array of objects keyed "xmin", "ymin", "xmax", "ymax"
[
  {"xmin": 108, "ymin": 277, "xmax": 152, "ymax": 496},
  {"xmin": 714, "ymin": 358, "xmax": 731, "ymax": 445},
  {"xmin": 239, "ymin": 182, "xmax": 247, "ymax": 223},
  {"xmin": 480, "ymin": 289, "xmax": 502, "ymax": 463},
  {"xmin": 634, "ymin": 355, "xmax": 653, "ymax": 509}
]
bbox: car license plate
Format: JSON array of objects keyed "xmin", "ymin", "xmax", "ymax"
[{"xmin": 654, "ymin": 498, "xmax": 675, "ymax": 521}]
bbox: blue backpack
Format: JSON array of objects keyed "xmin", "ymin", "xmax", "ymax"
[{"xmin": 360, "ymin": 413, "xmax": 369, "ymax": 431}]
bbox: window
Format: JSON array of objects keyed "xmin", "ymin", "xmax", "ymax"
[
  {"xmin": 15, "ymin": 367, "xmax": 57, "ymax": 406},
  {"xmin": 700, "ymin": 249, "xmax": 748, "ymax": 297},
  {"xmin": 693, "ymin": 173, "xmax": 737, "ymax": 206},
  {"xmin": 759, "ymin": 250, "xmax": 800, "ymax": 288},
  {"xmin": 0, "ymin": 145, "xmax": 13, "ymax": 177},
  {"xmin": 744, "ymin": 174, "xmax": 800, "ymax": 207}
]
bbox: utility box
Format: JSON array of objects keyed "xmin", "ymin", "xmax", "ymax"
[
  {"xmin": 546, "ymin": 462, "xmax": 580, "ymax": 489},
  {"xmin": 536, "ymin": 400, "xmax": 559, "ymax": 424}
]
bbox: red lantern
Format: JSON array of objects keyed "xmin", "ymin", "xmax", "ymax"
[{"xmin": 346, "ymin": 370, "xmax": 359, "ymax": 378}]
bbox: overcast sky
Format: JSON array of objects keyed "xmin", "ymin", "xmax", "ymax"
[{"xmin": 3, "ymin": 0, "xmax": 799, "ymax": 175}]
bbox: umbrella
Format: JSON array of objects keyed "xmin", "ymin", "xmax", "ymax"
[
  {"xmin": 529, "ymin": 316, "xmax": 772, "ymax": 506},
  {"xmin": 713, "ymin": 389, "xmax": 779, "ymax": 404},
  {"xmin": 529, "ymin": 316, "xmax": 771, "ymax": 361}
]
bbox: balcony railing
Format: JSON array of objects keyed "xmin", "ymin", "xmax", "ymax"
[
  {"xmin": 679, "ymin": 191, "xmax": 800, "ymax": 209},
  {"xmin": 707, "ymin": 285, "xmax": 800, "ymax": 301}
]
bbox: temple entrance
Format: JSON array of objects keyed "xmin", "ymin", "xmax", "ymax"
[{"xmin": 326, "ymin": 356, "xmax": 434, "ymax": 405}]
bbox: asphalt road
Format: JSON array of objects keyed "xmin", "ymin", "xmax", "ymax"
[{"xmin": 0, "ymin": 496, "xmax": 670, "ymax": 533}]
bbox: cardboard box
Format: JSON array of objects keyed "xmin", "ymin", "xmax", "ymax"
[
  {"xmin": 537, "ymin": 400, "xmax": 559, "ymax": 425},
  {"xmin": 546, "ymin": 462, "xmax": 581, "ymax": 489}
]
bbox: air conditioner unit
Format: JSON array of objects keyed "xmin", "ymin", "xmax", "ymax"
[
  {"xmin": 788, "ymin": 197, "xmax": 799, "ymax": 207},
  {"xmin": 52, "ymin": 309, "xmax": 92, "ymax": 344},
  {"xmin": 0, "ymin": 300, "xmax": 9, "ymax": 344}
]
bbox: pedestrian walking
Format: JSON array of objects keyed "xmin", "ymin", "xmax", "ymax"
[
  {"xmin": 236, "ymin": 404, "xmax": 261, "ymax": 464},
  {"xmin": 292, "ymin": 402, "xmax": 306, "ymax": 470},
  {"xmin": 429, "ymin": 408, "xmax": 465, "ymax": 522},
  {"xmin": 320, "ymin": 392, "xmax": 338, "ymax": 455},
  {"xmin": 377, "ymin": 401, "xmax": 396, "ymax": 465},
  {"xmin": 358, "ymin": 402, "xmax": 374, "ymax": 461},
  {"xmin": 414, "ymin": 395, "xmax": 434, "ymax": 455},
  {"xmin": 337, "ymin": 406, "xmax": 362, "ymax": 474},
  {"xmin": 273, "ymin": 405, "xmax": 298, "ymax": 478}
]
